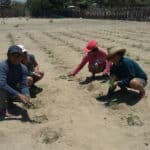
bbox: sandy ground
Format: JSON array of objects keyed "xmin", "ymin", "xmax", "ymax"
[{"xmin": 0, "ymin": 18, "xmax": 150, "ymax": 150}]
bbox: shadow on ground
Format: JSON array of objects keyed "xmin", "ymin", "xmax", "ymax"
[
  {"xmin": 96, "ymin": 89, "xmax": 141, "ymax": 106},
  {"xmin": 79, "ymin": 75, "xmax": 109, "ymax": 85}
]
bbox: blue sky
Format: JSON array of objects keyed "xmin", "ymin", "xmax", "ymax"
[{"xmin": 12, "ymin": 0, "xmax": 26, "ymax": 3}]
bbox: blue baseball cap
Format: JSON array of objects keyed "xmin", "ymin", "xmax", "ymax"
[{"xmin": 7, "ymin": 45, "xmax": 23, "ymax": 55}]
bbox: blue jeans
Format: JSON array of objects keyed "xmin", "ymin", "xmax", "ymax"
[{"xmin": 0, "ymin": 89, "xmax": 19, "ymax": 115}]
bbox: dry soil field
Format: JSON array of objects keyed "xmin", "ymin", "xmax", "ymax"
[{"xmin": 0, "ymin": 18, "xmax": 150, "ymax": 150}]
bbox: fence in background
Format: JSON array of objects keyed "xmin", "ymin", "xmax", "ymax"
[
  {"xmin": 65, "ymin": 7, "xmax": 150, "ymax": 21},
  {"xmin": 0, "ymin": 6, "xmax": 150, "ymax": 21}
]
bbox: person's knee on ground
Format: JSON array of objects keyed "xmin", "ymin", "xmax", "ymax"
[
  {"xmin": 33, "ymin": 71, "xmax": 44, "ymax": 83},
  {"xmin": 27, "ymin": 76, "xmax": 33, "ymax": 87},
  {"xmin": 39, "ymin": 71, "xmax": 44, "ymax": 79},
  {"xmin": 89, "ymin": 68, "xmax": 96, "ymax": 78},
  {"xmin": 129, "ymin": 78, "xmax": 145, "ymax": 96}
]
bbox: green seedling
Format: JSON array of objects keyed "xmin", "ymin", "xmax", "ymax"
[
  {"xmin": 126, "ymin": 52, "xmax": 130, "ymax": 57},
  {"xmin": 127, "ymin": 114, "xmax": 143, "ymax": 126},
  {"xmin": 7, "ymin": 33, "xmax": 15, "ymax": 45},
  {"xmin": 87, "ymin": 83, "xmax": 94, "ymax": 91},
  {"xmin": 59, "ymin": 75, "xmax": 68, "ymax": 80},
  {"xmin": 135, "ymin": 56, "xmax": 140, "ymax": 61},
  {"xmin": 14, "ymin": 24, "xmax": 19, "ymax": 28},
  {"xmin": 49, "ymin": 19, "xmax": 53, "ymax": 23},
  {"xmin": 107, "ymin": 79, "xmax": 115, "ymax": 95},
  {"xmin": 59, "ymin": 75, "xmax": 74, "ymax": 81}
]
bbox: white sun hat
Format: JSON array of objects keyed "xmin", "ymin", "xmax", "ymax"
[{"xmin": 17, "ymin": 44, "xmax": 27, "ymax": 52}]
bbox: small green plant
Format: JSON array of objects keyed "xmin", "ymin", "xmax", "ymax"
[
  {"xmin": 107, "ymin": 79, "xmax": 115, "ymax": 95},
  {"xmin": 49, "ymin": 19, "xmax": 53, "ymax": 23},
  {"xmin": 7, "ymin": 33, "xmax": 15, "ymax": 45},
  {"xmin": 59, "ymin": 75, "xmax": 68, "ymax": 80},
  {"xmin": 124, "ymin": 36, "xmax": 130, "ymax": 39},
  {"xmin": 25, "ymin": 17, "xmax": 30, "ymax": 21},
  {"xmin": 127, "ymin": 114, "xmax": 143, "ymax": 126},
  {"xmin": 14, "ymin": 24, "xmax": 19, "ymax": 28},
  {"xmin": 126, "ymin": 52, "xmax": 131, "ymax": 57},
  {"xmin": 87, "ymin": 83, "xmax": 94, "ymax": 91},
  {"xmin": 135, "ymin": 56, "xmax": 140, "ymax": 61}
]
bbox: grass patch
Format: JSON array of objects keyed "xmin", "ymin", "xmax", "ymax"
[
  {"xmin": 49, "ymin": 19, "xmax": 53, "ymax": 23},
  {"xmin": 7, "ymin": 33, "xmax": 15, "ymax": 44},
  {"xmin": 135, "ymin": 56, "xmax": 140, "ymax": 61},
  {"xmin": 25, "ymin": 17, "xmax": 30, "ymax": 21},
  {"xmin": 14, "ymin": 24, "xmax": 19, "ymax": 28},
  {"xmin": 127, "ymin": 114, "xmax": 143, "ymax": 126},
  {"xmin": 126, "ymin": 52, "xmax": 131, "ymax": 57},
  {"xmin": 87, "ymin": 83, "xmax": 95, "ymax": 91},
  {"xmin": 58, "ymin": 75, "xmax": 68, "ymax": 80}
]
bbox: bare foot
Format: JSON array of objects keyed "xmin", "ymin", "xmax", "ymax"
[{"xmin": 139, "ymin": 90, "xmax": 146, "ymax": 98}]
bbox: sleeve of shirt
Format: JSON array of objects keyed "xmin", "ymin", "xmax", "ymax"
[
  {"xmin": 103, "ymin": 60, "xmax": 112, "ymax": 75},
  {"xmin": 71, "ymin": 55, "xmax": 89, "ymax": 76},
  {"xmin": 21, "ymin": 65, "xmax": 30, "ymax": 97},
  {"xmin": 0, "ymin": 63, "xmax": 19, "ymax": 96},
  {"xmin": 30, "ymin": 54, "xmax": 37, "ymax": 67},
  {"xmin": 117, "ymin": 61, "xmax": 135, "ymax": 87}
]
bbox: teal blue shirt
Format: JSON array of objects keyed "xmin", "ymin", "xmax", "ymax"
[{"xmin": 110, "ymin": 57, "xmax": 147, "ymax": 87}]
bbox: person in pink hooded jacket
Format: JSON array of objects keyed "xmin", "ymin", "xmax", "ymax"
[{"xmin": 69, "ymin": 40, "xmax": 111, "ymax": 78}]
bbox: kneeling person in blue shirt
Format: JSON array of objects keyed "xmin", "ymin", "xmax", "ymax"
[
  {"xmin": 107, "ymin": 47, "xmax": 147, "ymax": 98},
  {"xmin": 0, "ymin": 45, "xmax": 32, "ymax": 118}
]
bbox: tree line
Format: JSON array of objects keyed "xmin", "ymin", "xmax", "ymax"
[
  {"xmin": 26, "ymin": 0, "xmax": 150, "ymax": 17},
  {"xmin": 0, "ymin": 0, "xmax": 150, "ymax": 17}
]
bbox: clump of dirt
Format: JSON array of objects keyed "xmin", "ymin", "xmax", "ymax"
[
  {"xmin": 34, "ymin": 127, "xmax": 61, "ymax": 144},
  {"xmin": 31, "ymin": 114, "xmax": 48, "ymax": 124}
]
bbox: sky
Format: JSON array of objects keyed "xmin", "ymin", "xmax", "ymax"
[{"xmin": 12, "ymin": 0, "xmax": 26, "ymax": 3}]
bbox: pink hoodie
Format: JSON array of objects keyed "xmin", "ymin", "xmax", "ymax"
[{"xmin": 71, "ymin": 47, "xmax": 111, "ymax": 76}]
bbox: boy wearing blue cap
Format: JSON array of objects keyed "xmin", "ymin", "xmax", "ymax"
[{"xmin": 0, "ymin": 45, "xmax": 32, "ymax": 119}]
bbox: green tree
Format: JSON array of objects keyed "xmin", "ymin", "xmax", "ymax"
[
  {"xmin": 26, "ymin": 0, "xmax": 68, "ymax": 17},
  {"xmin": 0, "ymin": 0, "xmax": 11, "ymax": 7}
]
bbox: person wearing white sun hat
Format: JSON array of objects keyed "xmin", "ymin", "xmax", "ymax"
[{"xmin": 17, "ymin": 45, "xmax": 44, "ymax": 88}]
